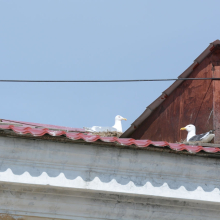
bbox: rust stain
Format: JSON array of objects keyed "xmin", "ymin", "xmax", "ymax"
[
  {"xmin": 0, "ymin": 214, "xmax": 47, "ymax": 220},
  {"xmin": 210, "ymin": 45, "xmax": 215, "ymax": 51},
  {"xmin": 193, "ymin": 62, "xmax": 199, "ymax": 70},
  {"xmin": 0, "ymin": 214, "xmax": 23, "ymax": 220}
]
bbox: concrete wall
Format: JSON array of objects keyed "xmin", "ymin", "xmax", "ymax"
[{"xmin": 0, "ymin": 136, "xmax": 220, "ymax": 219}]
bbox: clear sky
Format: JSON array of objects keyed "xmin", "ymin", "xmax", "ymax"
[{"xmin": 0, "ymin": 0, "xmax": 220, "ymax": 131}]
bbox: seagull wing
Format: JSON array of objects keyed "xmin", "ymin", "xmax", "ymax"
[
  {"xmin": 188, "ymin": 131, "xmax": 215, "ymax": 143},
  {"xmin": 188, "ymin": 132, "xmax": 210, "ymax": 142}
]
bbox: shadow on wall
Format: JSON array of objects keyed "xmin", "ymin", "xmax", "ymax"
[{"xmin": 0, "ymin": 136, "xmax": 219, "ymax": 193}]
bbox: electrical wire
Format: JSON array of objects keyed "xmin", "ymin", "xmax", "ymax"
[{"xmin": 0, "ymin": 78, "xmax": 219, "ymax": 83}]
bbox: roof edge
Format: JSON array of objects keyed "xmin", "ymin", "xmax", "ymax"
[{"xmin": 1, "ymin": 125, "xmax": 220, "ymax": 157}]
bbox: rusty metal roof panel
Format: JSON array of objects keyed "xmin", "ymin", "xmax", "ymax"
[
  {"xmin": 121, "ymin": 39, "xmax": 220, "ymax": 138},
  {"xmin": 0, "ymin": 124, "xmax": 219, "ymax": 154}
]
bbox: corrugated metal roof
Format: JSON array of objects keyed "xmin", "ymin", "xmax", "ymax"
[
  {"xmin": 0, "ymin": 124, "xmax": 219, "ymax": 154},
  {"xmin": 121, "ymin": 39, "xmax": 220, "ymax": 138}
]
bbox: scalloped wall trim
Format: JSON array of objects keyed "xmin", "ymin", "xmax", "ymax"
[{"xmin": 0, "ymin": 168, "xmax": 219, "ymax": 203}]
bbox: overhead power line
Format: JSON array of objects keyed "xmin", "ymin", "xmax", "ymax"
[{"xmin": 0, "ymin": 78, "xmax": 219, "ymax": 83}]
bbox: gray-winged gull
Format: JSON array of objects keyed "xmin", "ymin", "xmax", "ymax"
[
  {"xmin": 180, "ymin": 124, "xmax": 214, "ymax": 143},
  {"xmin": 85, "ymin": 115, "xmax": 127, "ymax": 133}
]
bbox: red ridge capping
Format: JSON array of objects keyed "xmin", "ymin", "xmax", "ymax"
[{"xmin": 0, "ymin": 125, "xmax": 219, "ymax": 154}]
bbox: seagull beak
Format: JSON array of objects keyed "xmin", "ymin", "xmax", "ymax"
[
  {"xmin": 180, "ymin": 127, "xmax": 186, "ymax": 130},
  {"xmin": 122, "ymin": 118, "xmax": 127, "ymax": 121}
]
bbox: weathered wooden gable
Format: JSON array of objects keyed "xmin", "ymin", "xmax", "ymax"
[{"xmin": 130, "ymin": 46, "xmax": 220, "ymax": 143}]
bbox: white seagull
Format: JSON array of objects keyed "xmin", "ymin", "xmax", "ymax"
[
  {"xmin": 85, "ymin": 115, "xmax": 127, "ymax": 133},
  {"xmin": 180, "ymin": 124, "xmax": 214, "ymax": 143}
]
